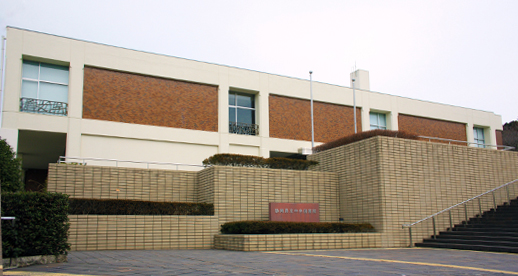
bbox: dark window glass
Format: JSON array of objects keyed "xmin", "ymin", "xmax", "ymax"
[
  {"xmin": 237, "ymin": 108, "xmax": 254, "ymax": 125},
  {"xmin": 229, "ymin": 107, "xmax": 236, "ymax": 122},
  {"xmin": 237, "ymin": 94, "xmax": 254, "ymax": 108}
]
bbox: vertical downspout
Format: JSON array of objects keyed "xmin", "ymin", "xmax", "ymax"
[
  {"xmin": 310, "ymin": 71, "xmax": 314, "ymax": 149},
  {"xmin": 352, "ymin": 76, "xmax": 357, "ymax": 133},
  {"xmin": 0, "ymin": 36, "xmax": 6, "ymax": 128}
]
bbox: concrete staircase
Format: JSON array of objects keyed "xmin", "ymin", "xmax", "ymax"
[{"xmin": 416, "ymin": 197, "xmax": 518, "ymax": 253}]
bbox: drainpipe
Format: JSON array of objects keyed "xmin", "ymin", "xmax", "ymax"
[
  {"xmin": 310, "ymin": 71, "xmax": 314, "ymax": 149},
  {"xmin": 0, "ymin": 36, "xmax": 6, "ymax": 128},
  {"xmin": 352, "ymin": 77, "xmax": 357, "ymax": 133}
]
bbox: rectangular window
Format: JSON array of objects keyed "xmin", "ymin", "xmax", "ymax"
[
  {"xmin": 473, "ymin": 127, "xmax": 485, "ymax": 148},
  {"xmin": 229, "ymin": 91, "xmax": 258, "ymax": 135},
  {"xmin": 20, "ymin": 60, "xmax": 69, "ymax": 116},
  {"xmin": 370, "ymin": 112, "xmax": 387, "ymax": 130}
]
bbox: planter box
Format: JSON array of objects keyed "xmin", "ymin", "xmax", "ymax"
[{"xmin": 214, "ymin": 233, "xmax": 381, "ymax": 251}]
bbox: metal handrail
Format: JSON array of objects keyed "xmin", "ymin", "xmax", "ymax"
[
  {"xmin": 403, "ymin": 178, "xmax": 518, "ymax": 228},
  {"xmin": 402, "ymin": 178, "xmax": 518, "ymax": 246},
  {"xmin": 58, "ymin": 156, "xmax": 205, "ymax": 170},
  {"xmin": 418, "ymin": 135, "xmax": 514, "ymax": 151}
]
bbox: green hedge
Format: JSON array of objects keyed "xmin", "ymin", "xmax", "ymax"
[
  {"xmin": 203, "ymin": 154, "xmax": 318, "ymax": 170},
  {"xmin": 0, "ymin": 138, "xmax": 23, "ymax": 192},
  {"xmin": 220, "ymin": 221, "xmax": 375, "ymax": 234},
  {"xmin": 313, "ymin": 129, "xmax": 419, "ymax": 153},
  {"xmin": 69, "ymin": 198, "xmax": 214, "ymax": 216},
  {"xmin": 2, "ymin": 192, "xmax": 70, "ymax": 258}
]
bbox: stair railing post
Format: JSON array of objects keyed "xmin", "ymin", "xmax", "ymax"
[
  {"xmin": 408, "ymin": 227, "xmax": 413, "ymax": 247},
  {"xmin": 506, "ymin": 185, "xmax": 511, "ymax": 204},
  {"xmin": 478, "ymin": 198, "xmax": 482, "ymax": 216},
  {"xmin": 448, "ymin": 210, "xmax": 452, "ymax": 231},
  {"xmin": 464, "ymin": 202, "xmax": 468, "ymax": 224},
  {"xmin": 493, "ymin": 191, "xmax": 496, "ymax": 211},
  {"xmin": 432, "ymin": 217, "xmax": 436, "ymax": 239}
]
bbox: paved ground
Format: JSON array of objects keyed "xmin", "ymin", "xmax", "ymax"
[{"xmin": 4, "ymin": 248, "xmax": 518, "ymax": 276}]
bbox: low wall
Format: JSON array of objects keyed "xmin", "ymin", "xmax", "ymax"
[
  {"xmin": 48, "ymin": 164, "xmax": 198, "ymax": 202},
  {"xmin": 214, "ymin": 233, "xmax": 381, "ymax": 251},
  {"xmin": 209, "ymin": 166, "xmax": 339, "ymax": 225},
  {"xmin": 68, "ymin": 215, "xmax": 219, "ymax": 251},
  {"xmin": 309, "ymin": 136, "xmax": 518, "ymax": 247}
]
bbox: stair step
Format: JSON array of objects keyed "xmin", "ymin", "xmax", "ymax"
[
  {"xmin": 421, "ymin": 238, "xmax": 518, "ymax": 247},
  {"xmin": 439, "ymin": 230, "xmax": 518, "ymax": 237},
  {"xmin": 415, "ymin": 242, "xmax": 518, "ymax": 253},
  {"xmin": 435, "ymin": 233, "xmax": 518, "ymax": 241}
]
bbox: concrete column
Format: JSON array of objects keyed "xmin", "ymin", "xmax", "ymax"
[
  {"xmin": 466, "ymin": 122, "xmax": 474, "ymax": 146},
  {"xmin": 64, "ymin": 41, "xmax": 86, "ymax": 157},
  {"xmin": 258, "ymin": 74, "xmax": 269, "ymax": 157},
  {"xmin": 218, "ymin": 68, "xmax": 230, "ymax": 153}
]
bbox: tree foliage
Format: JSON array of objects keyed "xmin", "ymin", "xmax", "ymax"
[
  {"xmin": 0, "ymin": 138, "xmax": 23, "ymax": 192},
  {"xmin": 502, "ymin": 120, "xmax": 518, "ymax": 152}
]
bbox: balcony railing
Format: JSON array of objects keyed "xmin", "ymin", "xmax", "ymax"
[
  {"xmin": 20, "ymin": 97, "xmax": 68, "ymax": 116},
  {"xmin": 229, "ymin": 122, "xmax": 259, "ymax": 136}
]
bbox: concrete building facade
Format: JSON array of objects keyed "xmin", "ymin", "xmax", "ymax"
[{"xmin": 0, "ymin": 27, "xmax": 504, "ymax": 176}]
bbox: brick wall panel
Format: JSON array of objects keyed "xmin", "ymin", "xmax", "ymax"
[
  {"xmin": 83, "ymin": 67, "xmax": 218, "ymax": 131},
  {"xmin": 398, "ymin": 114, "xmax": 467, "ymax": 141},
  {"xmin": 269, "ymin": 95, "xmax": 361, "ymax": 142}
]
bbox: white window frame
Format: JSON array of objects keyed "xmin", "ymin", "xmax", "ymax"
[
  {"xmin": 229, "ymin": 91, "xmax": 256, "ymax": 125},
  {"xmin": 473, "ymin": 127, "xmax": 485, "ymax": 148},
  {"xmin": 370, "ymin": 112, "xmax": 387, "ymax": 130},
  {"xmin": 21, "ymin": 60, "xmax": 69, "ymax": 102}
]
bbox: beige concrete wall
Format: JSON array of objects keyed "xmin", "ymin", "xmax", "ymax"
[
  {"xmin": 309, "ymin": 136, "xmax": 518, "ymax": 247},
  {"xmin": 68, "ymin": 215, "xmax": 218, "ymax": 251},
  {"xmin": 47, "ymin": 164, "xmax": 198, "ymax": 202},
  {"xmin": 214, "ymin": 233, "xmax": 381, "ymax": 251},
  {"xmin": 2, "ymin": 27, "xmax": 504, "ymax": 165},
  {"xmin": 211, "ymin": 166, "xmax": 339, "ymax": 225}
]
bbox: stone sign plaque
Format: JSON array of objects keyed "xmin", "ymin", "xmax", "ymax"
[{"xmin": 269, "ymin": 202, "xmax": 320, "ymax": 222}]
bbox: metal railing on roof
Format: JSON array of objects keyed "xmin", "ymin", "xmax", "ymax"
[
  {"xmin": 402, "ymin": 178, "xmax": 518, "ymax": 247},
  {"xmin": 58, "ymin": 156, "xmax": 205, "ymax": 171},
  {"xmin": 418, "ymin": 135, "xmax": 514, "ymax": 150}
]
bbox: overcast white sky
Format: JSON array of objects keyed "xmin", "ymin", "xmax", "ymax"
[{"xmin": 1, "ymin": 0, "xmax": 517, "ymax": 124}]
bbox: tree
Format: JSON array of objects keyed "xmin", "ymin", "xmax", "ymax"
[
  {"xmin": 0, "ymin": 138, "xmax": 23, "ymax": 192},
  {"xmin": 502, "ymin": 120, "xmax": 518, "ymax": 152}
]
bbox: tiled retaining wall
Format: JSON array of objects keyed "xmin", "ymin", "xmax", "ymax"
[
  {"xmin": 214, "ymin": 233, "xmax": 381, "ymax": 251},
  {"xmin": 210, "ymin": 166, "xmax": 339, "ymax": 225},
  {"xmin": 48, "ymin": 164, "xmax": 340, "ymax": 250},
  {"xmin": 309, "ymin": 136, "xmax": 518, "ymax": 247},
  {"xmin": 47, "ymin": 164, "xmax": 198, "ymax": 202},
  {"xmin": 68, "ymin": 215, "xmax": 218, "ymax": 251}
]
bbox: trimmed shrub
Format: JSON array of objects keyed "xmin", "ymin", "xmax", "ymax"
[
  {"xmin": 68, "ymin": 198, "xmax": 214, "ymax": 216},
  {"xmin": 220, "ymin": 221, "xmax": 375, "ymax": 234},
  {"xmin": 266, "ymin": 157, "xmax": 318, "ymax": 170},
  {"xmin": 2, "ymin": 192, "xmax": 70, "ymax": 258},
  {"xmin": 202, "ymin": 154, "xmax": 318, "ymax": 170},
  {"xmin": 0, "ymin": 138, "xmax": 23, "ymax": 192},
  {"xmin": 313, "ymin": 129, "xmax": 419, "ymax": 153}
]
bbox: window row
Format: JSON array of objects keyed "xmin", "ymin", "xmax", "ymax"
[{"xmin": 17, "ymin": 60, "xmax": 490, "ymax": 146}]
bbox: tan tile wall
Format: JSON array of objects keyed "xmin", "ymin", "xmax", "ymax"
[
  {"xmin": 49, "ymin": 164, "xmax": 340, "ymax": 250},
  {"xmin": 68, "ymin": 215, "xmax": 219, "ymax": 251},
  {"xmin": 196, "ymin": 166, "xmax": 215, "ymax": 204},
  {"xmin": 309, "ymin": 136, "xmax": 518, "ymax": 247},
  {"xmin": 211, "ymin": 166, "xmax": 340, "ymax": 225},
  {"xmin": 47, "ymin": 164, "xmax": 198, "ymax": 202},
  {"xmin": 213, "ymin": 233, "xmax": 381, "ymax": 251}
]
